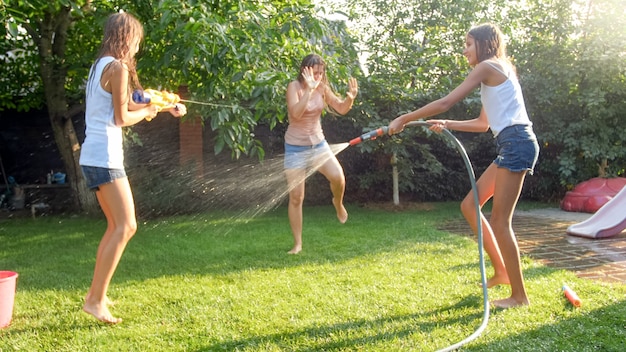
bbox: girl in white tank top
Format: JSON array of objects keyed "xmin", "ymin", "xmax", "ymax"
[
  {"xmin": 389, "ymin": 23, "xmax": 539, "ymax": 309},
  {"xmin": 80, "ymin": 12, "xmax": 186, "ymax": 325}
]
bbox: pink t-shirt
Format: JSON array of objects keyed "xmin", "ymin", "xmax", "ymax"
[{"xmin": 285, "ymin": 89, "xmax": 326, "ymax": 146}]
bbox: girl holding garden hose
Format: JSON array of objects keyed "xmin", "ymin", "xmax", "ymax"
[
  {"xmin": 389, "ymin": 23, "xmax": 539, "ymax": 309},
  {"xmin": 80, "ymin": 12, "xmax": 186, "ymax": 324}
]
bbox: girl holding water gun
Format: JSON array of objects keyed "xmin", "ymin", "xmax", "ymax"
[{"xmin": 79, "ymin": 12, "xmax": 186, "ymax": 324}]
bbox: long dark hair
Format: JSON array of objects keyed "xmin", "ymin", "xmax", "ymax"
[
  {"xmin": 468, "ymin": 23, "xmax": 507, "ymax": 63},
  {"xmin": 89, "ymin": 12, "xmax": 144, "ymax": 91}
]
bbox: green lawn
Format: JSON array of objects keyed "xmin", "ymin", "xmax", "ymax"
[{"xmin": 1, "ymin": 203, "xmax": 624, "ymax": 351}]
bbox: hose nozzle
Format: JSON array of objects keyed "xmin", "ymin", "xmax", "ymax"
[{"xmin": 349, "ymin": 126, "xmax": 389, "ymax": 146}]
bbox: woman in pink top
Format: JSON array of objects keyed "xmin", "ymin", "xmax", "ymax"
[
  {"xmin": 284, "ymin": 54, "xmax": 358, "ymax": 254},
  {"xmin": 389, "ymin": 24, "xmax": 539, "ymax": 309}
]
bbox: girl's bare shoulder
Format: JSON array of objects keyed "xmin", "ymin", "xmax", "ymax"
[
  {"xmin": 480, "ymin": 59, "xmax": 514, "ymax": 74},
  {"xmin": 102, "ymin": 59, "xmax": 127, "ymax": 75},
  {"xmin": 476, "ymin": 60, "xmax": 499, "ymax": 70},
  {"xmin": 475, "ymin": 59, "xmax": 510, "ymax": 85},
  {"xmin": 287, "ymin": 80, "xmax": 303, "ymax": 90}
]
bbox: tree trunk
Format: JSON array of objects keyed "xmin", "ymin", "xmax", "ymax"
[
  {"xmin": 598, "ymin": 158, "xmax": 608, "ymax": 178},
  {"xmin": 391, "ymin": 152, "xmax": 399, "ymax": 205},
  {"xmin": 35, "ymin": 5, "xmax": 98, "ymax": 214}
]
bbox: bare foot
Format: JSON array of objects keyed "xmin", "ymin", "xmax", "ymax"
[
  {"xmin": 83, "ymin": 301, "xmax": 122, "ymax": 324},
  {"xmin": 481, "ymin": 275, "xmax": 510, "ymax": 288},
  {"xmin": 288, "ymin": 246, "xmax": 302, "ymax": 254},
  {"xmin": 87, "ymin": 293, "xmax": 115, "ymax": 307},
  {"xmin": 491, "ymin": 297, "xmax": 530, "ymax": 309},
  {"xmin": 332, "ymin": 199, "xmax": 348, "ymax": 224}
]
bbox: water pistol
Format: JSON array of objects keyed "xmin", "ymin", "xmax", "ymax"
[
  {"xmin": 562, "ymin": 284, "xmax": 581, "ymax": 307},
  {"xmin": 132, "ymin": 89, "xmax": 181, "ymax": 121},
  {"xmin": 349, "ymin": 126, "xmax": 389, "ymax": 146}
]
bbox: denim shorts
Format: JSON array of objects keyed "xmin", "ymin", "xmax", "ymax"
[
  {"xmin": 81, "ymin": 166, "xmax": 126, "ymax": 191},
  {"xmin": 284, "ymin": 140, "xmax": 332, "ymax": 169},
  {"xmin": 494, "ymin": 124, "xmax": 539, "ymax": 174}
]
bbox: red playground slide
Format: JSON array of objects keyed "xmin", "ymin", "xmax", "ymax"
[{"xmin": 567, "ymin": 186, "xmax": 626, "ymax": 238}]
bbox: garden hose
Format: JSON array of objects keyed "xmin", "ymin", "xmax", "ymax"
[
  {"xmin": 351, "ymin": 121, "xmax": 489, "ymax": 351},
  {"xmin": 405, "ymin": 121, "xmax": 489, "ymax": 351},
  {"xmin": 349, "ymin": 126, "xmax": 389, "ymax": 145}
]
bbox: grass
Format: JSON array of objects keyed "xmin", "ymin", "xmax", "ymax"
[{"xmin": 0, "ymin": 202, "xmax": 625, "ymax": 351}]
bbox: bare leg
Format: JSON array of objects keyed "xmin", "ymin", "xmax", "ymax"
[
  {"xmin": 83, "ymin": 177, "xmax": 137, "ymax": 323},
  {"xmin": 489, "ymin": 167, "xmax": 530, "ymax": 309},
  {"xmin": 87, "ymin": 200, "xmax": 117, "ymax": 308},
  {"xmin": 285, "ymin": 169, "xmax": 306, "ymax": 254},
  {"xmin": 317, "ymin": 154, "xmax": 347, "ymax": 223},
  {"xmin": 461, "ymin": 164, "xmax": 509, "ymax": 287}
]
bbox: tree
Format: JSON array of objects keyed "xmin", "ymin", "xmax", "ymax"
[
  {"xmin": 1, "ymin": 0, "xmax": 104, "ymax": 213},
  {"xmin": 134, "ymin": 0, "xmax": 355, "ymax": 159},
  {"xmin": 323, "ymin": 0, "xmax": 509, "ymax": 203},
  {"xmin": 511, "ymin": 0, "xmax": 626, "ymax": 189},
  {"xmin": 321, "ymin": 0, "xmax": 625, "ymax": 202},
  {"xmin": 1, "ymin": 0, "xmax": 357, "ymax": 212}
]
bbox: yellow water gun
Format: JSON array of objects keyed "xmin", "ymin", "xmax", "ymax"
[{"xmin": 132, "ymin": 89, "xmax": 181, "ymax": 120}]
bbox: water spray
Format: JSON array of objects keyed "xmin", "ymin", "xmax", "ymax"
[{"xmin": 348, "ymin": 126, "xmax": 389, "ymax": 146}]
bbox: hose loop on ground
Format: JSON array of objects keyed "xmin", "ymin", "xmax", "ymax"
[{"xmin": 405, "ymin": 121, "xmax": 489, "ymax": 351}]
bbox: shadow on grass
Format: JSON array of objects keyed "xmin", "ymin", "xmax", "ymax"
[
  {"xmin": 2, "ymin": 204, "xmax": 624, "ymax": 351},
  {"xmin": 194, "ymin": 295, "xmax": 485, "ymax": 351},
  {"xmin": 186, "ymin": 296, "xmax": 626, "ymax": 351},
  {"xmin": 468, "ymin": 299, "xmax": 626, "ymax": 351}
]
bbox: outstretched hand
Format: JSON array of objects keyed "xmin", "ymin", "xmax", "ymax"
[
  {"xmin": 302, "ymin": 66, "xmax": 320, "ymax": 91},
  {"xmin": 346, "ymin": 77, "xmax": 358, "ymax": 100},
  {"xmin": 388, "ymin": 117, "xmax": 406, "ymax": 135},
  {"xmin": 426, "ymin": 119, "xmax": 446, "ymax": 133}
]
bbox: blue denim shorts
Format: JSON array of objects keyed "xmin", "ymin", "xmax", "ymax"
[
  {"xmin": 494, "ymin": 124, "xmax": 539, "ymax": 174},
  {"xmin": 284, "ymin": 140, "xmax": 331, "ymax": 169},
  {"xmin": 81, "ymin": 166, "xmax": 126, "ymax": 191}
]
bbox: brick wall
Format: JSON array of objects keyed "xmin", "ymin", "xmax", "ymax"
[{"xmin": 178, "ymin": 86, "xmax": 203, "ymax": 175}]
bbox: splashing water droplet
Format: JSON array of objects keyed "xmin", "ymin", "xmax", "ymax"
[{"xmin": 162, "ymin": 142, "xmax": 352, "ymax": 234}]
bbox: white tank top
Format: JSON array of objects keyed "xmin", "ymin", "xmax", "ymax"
[
  {"xmin": 79, "ymin": 56, "xmax": 125, "ymax": 169},
  {"xmin": 480, "ymin": 61, "xmax": 532, "ymax": 137}
]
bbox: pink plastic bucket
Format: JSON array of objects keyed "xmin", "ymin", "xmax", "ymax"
[{"xmin": 0, "ymin": 271, "xmax": 18, "ymax": 328}]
